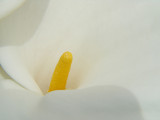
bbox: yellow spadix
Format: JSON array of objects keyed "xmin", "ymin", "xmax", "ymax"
[{"xmin": 48, "ymin": 51, "xmax": 72, "ymax": 92}]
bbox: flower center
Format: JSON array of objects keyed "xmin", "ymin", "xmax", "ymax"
[{"xmin": 48, "ymin": 51, "xmax": 72, "ymax": 92}]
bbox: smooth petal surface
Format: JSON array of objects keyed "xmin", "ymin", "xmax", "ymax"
[
  {"xmin": 0, "ymin": 0, "xmax": 25, "ymax": 19},
  {"xmin": 0, "ymin": 86, "xmax": 144, "ymax": 120},
  {"xmin": 0, "ymin": 0, "xmax": 160, "ymax": 119},
  {"xmin": 0, "ymin": 88, "xmax": 41, "ymax": 120},
  {"xmin": 0, "ymin": 66, "xmax": 23, "ymax": 90},
  {"xmin": 0, "ymin": 0, "xmax": 49, "ymax": 46},
  {"xmin": 0, "ymin": 47, "xmax": 42, "ymax": 94},
  {"xmin": 2, "ymin": 0, "xmax": 159, "ymax": 93}
]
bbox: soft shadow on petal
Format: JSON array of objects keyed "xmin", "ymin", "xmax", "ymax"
[
  {"xmin": 0, "ymin": 79, "xmax": 25, "ymax": 90},
  {"xmin": 0, "ymin": 0, "xmax": 49, "ymax": 46},
  {"xmin": 0, "ymin": 89, "xmax": 42, "ymax": 120},
  {"xmin": 0, "ymin": 86, "xmax": 143, "ymax": 120},
  {"xmin": 0, "ymin": 47, "xmax": 42, "ymax": 94},
  {"xmin": 33, "ymin": 86, "xmax": 144, "ymax": 120},
  {"xmin": 0, "ymin": 65, "xmax": 11, "ymax": 80},
  {"xmin": 0, "ymin": 65, "xmax": 24, "ymax": 90},
  {"xmin": 0, "ymin": 0, "xmax": 26, "ymax": 19}
]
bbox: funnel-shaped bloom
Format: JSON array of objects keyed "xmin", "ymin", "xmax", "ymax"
[{"xmin": 0, "ymin": 0, "xmax": 160, "ymax": 119}]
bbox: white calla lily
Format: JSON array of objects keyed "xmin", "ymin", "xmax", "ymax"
[{"xmin": 0, "ymin": 0, "xmax": 160, "ymax": 119}]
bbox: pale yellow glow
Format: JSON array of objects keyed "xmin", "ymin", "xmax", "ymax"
[{"xmin": 48, "ymin": 51, "xmax": 72, "ymax": 92}]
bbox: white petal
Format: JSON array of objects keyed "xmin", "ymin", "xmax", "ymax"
[
  {"xmin": 0, "ymin": 65, "xmax": 24, "ymax": 90},
  {"xmin": 0, "ymin": 0, "xmax": 49, "ymax": 46},
  {"xmin": 0, "ymin": 46, "xmax": 42, "ymax": 94},
  {"xmin": 0, "ymin": 0, "xmax": 26, "ymax": 19},
  {"xmin": 0, "ymin": 1, "xmax": 160, "ymax": 119},
  {"xmin": 0, "ymin": 79, "xmax": 24, "ymax": 90},
  {"xmin": 19, "ymin": 0, "xmax": 160, "ymax": 93},
  {"xmin": 0, "ymin": 86, "xmax": 147, "ymax": 120},
  {"xmin": 0, "ymin": 89, "xmax": 42, "ymax": 120}
]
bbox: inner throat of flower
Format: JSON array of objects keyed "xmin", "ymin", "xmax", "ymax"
[{"xmin": 48, "ymin": 51, "xmax": 73, "ymax": 92}]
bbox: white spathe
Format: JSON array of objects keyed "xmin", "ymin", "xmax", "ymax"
[
  {"xmin": 0, "ymin": 0, "xmax": 26, "ymax": 19},
  {"xmin": 0, "ymin": 86, "xmax": 144, "ymax": 120},
  {"xmin": 0, "ymin": 0, "xmax": 160, "ymax": 120}
]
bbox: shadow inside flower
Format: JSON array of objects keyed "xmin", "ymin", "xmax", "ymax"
[{"xmin": 34, "ymin": 86, "xmax": 144, "ymax": 120}]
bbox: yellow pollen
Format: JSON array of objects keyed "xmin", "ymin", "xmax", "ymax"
[{"xmin": 48, "ymin": 51, "xmax": 73, "ymax": 92}]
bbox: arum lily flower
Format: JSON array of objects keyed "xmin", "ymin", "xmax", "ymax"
[{"xmin": 0, "ymin": 0, "xmax": 160, "ymax": 119}]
